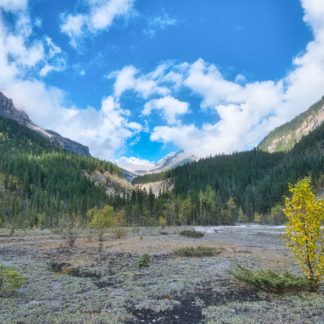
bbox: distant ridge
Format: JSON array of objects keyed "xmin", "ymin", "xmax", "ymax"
[
  {"xmin": 121, "ymin": 151, "xmax": 198, "ymax": 181},
  {"xmin": 258, "ymin": 96, "xmax": 324, "ymax": 152}
]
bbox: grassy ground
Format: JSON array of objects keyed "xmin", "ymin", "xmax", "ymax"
[{"xmin": 0, "ymin": 226, "xmax": 323, "ymax": 323}]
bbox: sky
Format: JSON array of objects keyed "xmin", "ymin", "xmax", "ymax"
[{"xmin": 0, "ymin": 0, "xmax": 324, "ymax": 171}]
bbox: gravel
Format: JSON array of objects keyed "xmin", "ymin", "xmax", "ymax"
[{"xmin": 0, "ymin": 226, "xmax": 323, "ymax": 323}]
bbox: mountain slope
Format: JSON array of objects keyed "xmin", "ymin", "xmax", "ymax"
[
  {"xmin": 0, "ymin": 116, "xmax": 128, "ymax": 228},
  {"xmin": 258, "ymin": 96, "xmax": 324, "ymax": 152},
  {"xmin": 133, "ymin": 122, "xmax": 323, "ymax": 222},
  {"xmin": 0, "ymin": 92, "xmax": 90, "ymax": 156}
]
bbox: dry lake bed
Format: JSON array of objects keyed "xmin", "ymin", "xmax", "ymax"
[{"xmin": 0, "ymin": 225, "xmax": 323, "ymax": 323}]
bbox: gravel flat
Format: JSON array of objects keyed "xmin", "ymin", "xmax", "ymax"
[{"xmin": 0, "ymin": 226, "xmax": 323, "ymax": 323}]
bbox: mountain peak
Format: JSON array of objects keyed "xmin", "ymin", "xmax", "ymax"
[
  {"xmin": 119, "ymin": 150, "xmax": 198, "ymax": 181},
  {"xmin": 0, "ymin": 91, "xmax": 90, "ymax": 157},
  {"xmin": 0, "ymin": 91, "xmax": 31, "ymax": 125}
]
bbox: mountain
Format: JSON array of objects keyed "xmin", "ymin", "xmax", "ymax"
[
  {"xmin": 151, "ymin": 151, "xmax": 198, "ymax": 173},
  {"xmin": 119, "ymin": 151, "xmax": 198, "ymax": 181},
  {"xmin": 0, "ymin": 92, "xmax": 90, "ymax": 156},
  {"xmin": 258, "ymin": 96, "xmax": 324, "ymax": 152},
  {"xmin": 1, "ymin": 92, "xmax": 323, "ymax": 228},
  {"xmin": 133, "ymin": 120, "xmax": 323, "ymax": 223},
  {"xmin": 0, "ymin": 115, "xmax": 129, "ymax": 228}
]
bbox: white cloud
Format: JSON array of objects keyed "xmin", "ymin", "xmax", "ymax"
[
  {"xmin": 45, "ymin": 37, "xmax": 62, "ymax": 58},
  {"xmin": 60, "ymin": 15, "xmax": 87, "ymax": 48},
  {"xmin": 235, "ymin": 74, "xmax": 246, "ymax": 83},
  {"xmin": 184, "ymin": 59, "xmax": 244, "ymax": 108},
  {"xmin": 0, "ymin": 0, "xmax": 27, "ymax": 12},
  {"xmin": 111, "ymin": 64, "xmax": 170, "ymax": 98},
  {"xmin": 301, "ymin": 0, "xmax": 324, "ymax": 33},
  {"xmin": 0, "ymin": 13, "xmax": 44, "ymax": 69},
  {"xmin": 116, "ymin": 156, "xmax": 154, "ymax": 172},
  {"xmin": 39, "ymin": 60, "xmax": 66, "ymax": 77},
  {"xmin": 144, "ymin": 13, "xmax": 177, "ymax": 38},
  {"xmin": 60, "ymin": 0, "xmax": 135, "ymax": 48},
  {"xmin": 143, "ymin": 96, "xmax": 189, "ymax": 125},
  {"xmin": 0, "ymin": 6, "xmax": 66, "ymax": 79}
]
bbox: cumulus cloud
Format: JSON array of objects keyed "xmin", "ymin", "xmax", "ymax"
[
  {"xmin": 143, "ymin": 96, "xmax": 189, "ymax": 125},
  {"xmin": 0, "ymin": 5, "xmax": 66, "ymax": 81},
  {"xmin": 110, "ymin": 64, "xmax": 170, "ymax": 98},
  {"xmin": 116, "ymin": 156, "xmax": 154, "ymax": 172},
  {"xmin": 60, "ymin": 0, "xmax": 135, "ymax": 48}
]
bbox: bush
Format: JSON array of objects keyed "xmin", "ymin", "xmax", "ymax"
[
  {"xmin": 138, "ymin": 253, "xmax": 150, "ymax": 268},
  {"xmin": 173, "ymin": 246, "xmax": 222, "ymax": 257},
  {"xmin": 0, "ymin": 264, "xmax": 25, "ymax": 294},
  {"xmin": 88, "ymin": 205, "xmax": 116, "ymax": 242},
  {"xmin": 180, "ymin": 229, "xmax": 204, "ymax": 238},
  {"xmin": 232, "ymin": 265, "xmax": 309, "ymax": 293}
]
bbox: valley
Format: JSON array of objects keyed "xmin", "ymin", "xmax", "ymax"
[
  {"xmin": 1, "ymin": 1, "xmax": 324, "ymax": 323},
  {"xmin": 0, "ymin": 85, "xmax": 323, "ymax": 324}
]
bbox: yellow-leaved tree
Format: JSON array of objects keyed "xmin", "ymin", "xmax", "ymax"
[
  {"xmin": 283, "ymin": 177, "xmax": 324, "ymax": 290},
  {"xmin": 87, "ymin": 205, "xmax": 116, "ymax": 242}
]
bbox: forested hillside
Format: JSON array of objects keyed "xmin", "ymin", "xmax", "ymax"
[
  {"xmin": 1, "ymin": 114, "xmax": 323, "ymax": 228},
  {"xmin": 132, "ymin": 123, "xmax": 324, "ymax": 225},
  {"xmin": 0, "ymin": 116, "xmax": 122, "ymax": 228}
]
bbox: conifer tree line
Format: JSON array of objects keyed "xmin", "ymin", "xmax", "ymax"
[
  {"xmin": 131, "ymin": 122, "xmax": 324, "ymax": 225},
  {"xmin": 0, "ymin": 115, "xmax": 323, "ymax": 228},
  {"xmin": 0, "ymin": 117, "xmax": 119, "ymax": 228}
]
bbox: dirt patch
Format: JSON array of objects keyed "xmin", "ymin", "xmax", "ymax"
[
  {"xmin": 128, "ymin": 285, "xmax": 264, "ymax": 324},
  {"xmin": 128, "ymin": 294, "xmax": 204, "ymax": 324}
]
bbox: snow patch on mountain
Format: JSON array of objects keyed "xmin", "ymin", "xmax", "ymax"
[{"xmin": 117, "ymin": 150, "xmax": 198, "ymax": 180}]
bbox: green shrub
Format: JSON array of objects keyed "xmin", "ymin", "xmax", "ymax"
[
  {"xmin": 0, "ymin": 264, "xmax": 25, "ymax": 293},
  {"xmin": 232, "ymin": 265, "xmax": 309, "ymax": 293},
  {"xmin": 179, "ymin": 229, "xmax": 204, "ymax": 238},
  {"xmin": 138, "ymin": 253, "xmax": 150, "ymax": 268},
  {"xmin": 173, "ymin": 246, "xmax": 222, "ymax": 257}
]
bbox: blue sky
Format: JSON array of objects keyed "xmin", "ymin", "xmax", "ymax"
[{"xmin": 0, "ymin": 0, "xmax": 324, "ymax": 171}]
